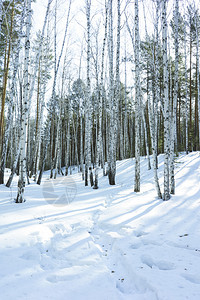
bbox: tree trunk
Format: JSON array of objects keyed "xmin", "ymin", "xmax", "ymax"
[
  {"xmin": 189, "ymin": 15, "xmax": 193, "ymax": 151},
  {"xmin": 134, "ymin": 0, "xmax": 140, "ymax": 192},
  {"xmin": 142, "ymin": 108, "xmax": 151, "ymax": 170},
  {"xmin": 169, "ymin": 0, "xmax": 179, "ymax": 195},
  {"xmin": 184, "ymin": 20, "xmax": 189, "ymax": 154},
  {"xmin": 148, "ymin": 82, "xmax": 162, "ymax": 199},
  {"xmin": 107, "ymin": 0, "xmax": 116, "ymax": 186},
  {"xmin": 195, "ymin": 11, "xmax": 200, "ymax": 149},
  {"xmin": 84, "ymin": 0, "xmax": 92, "ymax": 186},
  {"xmin": 162, "ymin": 0, "xmax": 170, "ymax": 201},
  {"xmin": 16, "ymin": 0, "xmax": 31, "ymax": 203}
]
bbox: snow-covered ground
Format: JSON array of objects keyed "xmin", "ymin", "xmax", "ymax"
[{"xmin": 0, "ymin": 152, "xmax": 200, "ymax": 300}]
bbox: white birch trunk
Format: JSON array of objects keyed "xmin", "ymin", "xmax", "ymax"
[
  {"xmin": 65, "ymin": 103, "xmax": 71, "ymax": 176},
  {"xmin": 94, "ymin": 1, "xmax": 108, "ymax": 187},
  {"xmin": 183, "ymin": 19, "xmax": 189, "ymax": 154},
  {"xmin": 124, "ymin": 34, "xmax": 129, "ymax": 158},
  {"xmin": 101, "ymin": 0, "xmax": 108, "ymax": 177},
  {"xmin": 34, "ymin": 60, "xmax": 48, "ymax": 181},
  {"xmin": 195, "ymin": 11, "xmax": 200, "ymax": 149},
  {"xmin": 93, "ymin": 30, "xmax": 100, "ymax": 189},
  {"xmin": 148, "ymin": 85, "xmax": 162, "ymax": 199},
  {"xmin": 80, "ymin": 113, "xmax": 84, "ymax": 180},
  {"xmin": 115, "ymin": 0, "xmax": 120, "ymax": 158},
  {"xmin": 54, "ymin": 101, "xmax": 62, "ymax": 179},
  {"xmin": 141, "ymin": 107, "xmax": 151, "ymax": 170},
  {"xmin": 84, "ymin": 0, "xmax": 92, "ymax": 186},
  {"xmin": 162, "ymin": 0, "xmax": 170, "ymax": 200},
  {"xmin": 107, "ymin": 0, "xmax": 116, "ymax": 185},
  {"xmin": 154, "ymin": 0, "xmax": 160, "ymax": 169},
  {"xmin": 169, "ymin": 0, "xmax": 179, "ymax": 195},
  {"xmin": 16, "ymin": 0, "xmax": 31, "ymax": 203},
  {"xmin": 134, "ymin": 0, "xmax": 140, "ymax": 192}
]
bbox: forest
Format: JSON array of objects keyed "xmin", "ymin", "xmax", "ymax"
[{"xmin": 0, "ymin": 0, "xmax": 199, "ymax": 203}]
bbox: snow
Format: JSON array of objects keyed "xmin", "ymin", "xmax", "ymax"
[{"xmin": 0, "ymin": 152, "xmax": 200, "ymax": 300}]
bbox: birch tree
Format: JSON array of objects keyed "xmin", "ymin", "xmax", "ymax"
[
  {"xmin": 184, "ymin": 17, "xmax": 189, "ymax": 154},
  {"xmin": 16, "ymin": 0, "xmax": 31, "ymax": 203},
  {"xmin": 162, "ymin": 0, "xmax": 170, "ymax": 200},
  {"xmin": 115, "ymin": 0, "xmax": 121, "ymax": 159},
  {"xmin": 134, "ymin": 0, "xmax": 140, "ymax": 192},
  {"xmin": 152, "ymin": 0, "xmax": 162, "ymax": 198},
  {"xmin": 84, "ymin": 0, "xmax": 93, "ymax": 186},
  {"xmin": 92, "ymin": 28, "xmax": 100, "ymax": 189},
  {"xmin": 107, "ymin": 0, "xmax": 116, "ymax": 185},
  {"xmin": 194, "ymin": 8, "xmax": 200, "ymax": 149},
  {"xmin": 123, "ymin": 34, "xmax": 129, "ymax": 158},
  {"xmin": 153, "ymin": 0, "xmax": 160, "ymax": 169},
  {"xmin": 141, "ymin": 107, "xmax": 151, "ymax": 170},
  {"xmin": 169, "ymin": 0, "xmax": 179, "ymax": 194},
  {"xmin": 93, "ymin": 1, "xmax": 108, "ymax": 188}
]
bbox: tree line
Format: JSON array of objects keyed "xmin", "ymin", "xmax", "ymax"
[{"xmin": 0, "ymin": 0, "xmax": 199, "ymax": 203}]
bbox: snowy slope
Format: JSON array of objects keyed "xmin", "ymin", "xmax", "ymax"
[{"xmin": 0, "ymin": 152, "xmax": 200, "ymax": 300}]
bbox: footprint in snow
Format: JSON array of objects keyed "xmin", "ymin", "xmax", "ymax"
[
  {"xmin": 49, "ymin": 223, "xmax": 72, "ymax": 234},
  {"xmin": 141, "ymin": 254, "xmax": 175, "ymax": 270},
  {"xmin": 134, "ymin": 230, "xmax": 149, "ymax": 238},
  {"xmin": 46, "ymin": 274, "xmax": 75, "ymax": 283},
  {"xmin": 92, "ymin": 210, "xmax": 103, "ymax": 224},
  {"xmin": 104, "ymin": 194, "xmax": 113, "ymax": 207},
  {"xmin": 20, "ymin": 248, "xmax": 41, "ymax": 261},
  {"xmin": 181, "ymin": 273, "xmax": 200, "ymax": 284},
  {"xmin": 130, "ymin": 241, "xmax": 142, "ymax": 249},
  {"xmin": 115, "ymin": 268, "xmax": 155, "ymax": 296},
  {"xmin": 46, "ymin": 267, "xmax": 85, "ymax": 283}
]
